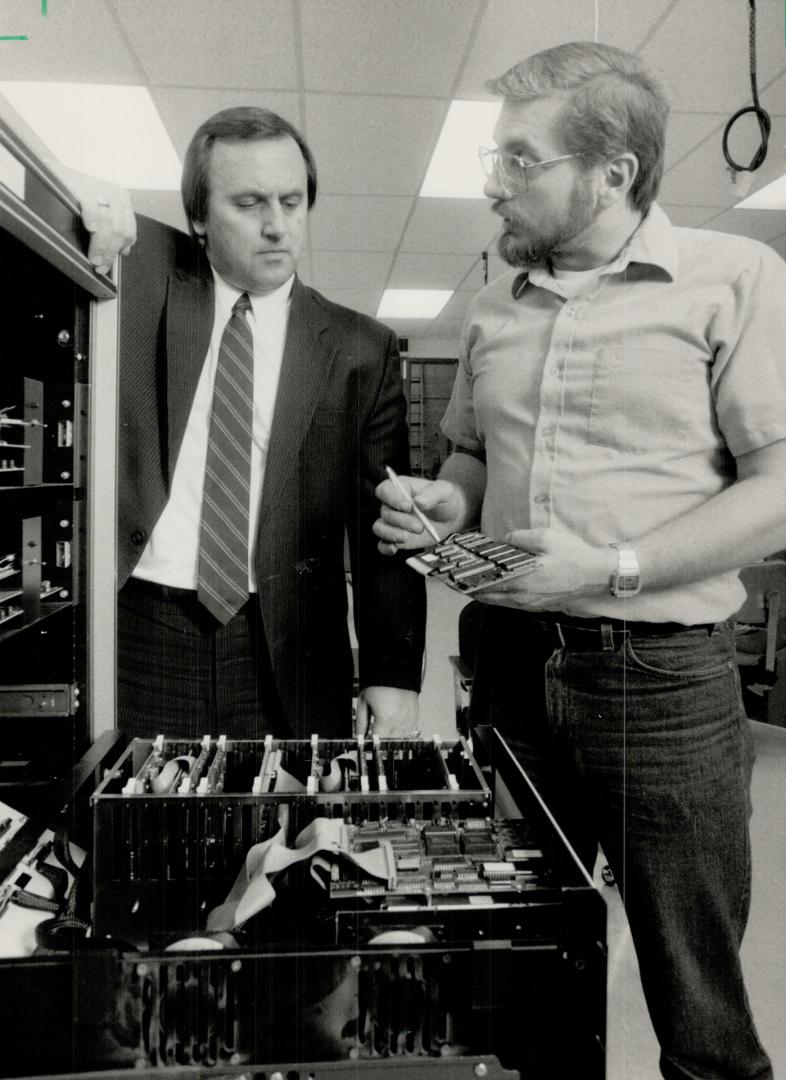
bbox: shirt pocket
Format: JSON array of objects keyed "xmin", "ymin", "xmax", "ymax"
[{"xmin": 587, "ymin": 348, "xmax": 706, "ymax": 454}]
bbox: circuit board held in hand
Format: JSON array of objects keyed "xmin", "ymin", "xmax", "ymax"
[{"xmin": 406, "ymin": 530, "xmax": 540, "ymax": 594}]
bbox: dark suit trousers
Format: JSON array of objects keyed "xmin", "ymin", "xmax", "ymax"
[{"xmin": 117, "ymin": 577, "xmax": 291, "ymax": 739}]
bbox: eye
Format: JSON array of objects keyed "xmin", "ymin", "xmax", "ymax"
[
  {"xmin": 282, "ymin": 196, "xmax": 303, "ymax": 210},
  {"xmin": 235, "ymin": 197, "xmax": 260, "ymax": 209}
]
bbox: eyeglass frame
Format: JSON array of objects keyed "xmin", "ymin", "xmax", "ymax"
[{"xmin": 478, "ymin": 147, "xmax": 580, "ymax": 193}]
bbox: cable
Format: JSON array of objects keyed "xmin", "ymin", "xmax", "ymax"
[{"xmin": 721, "ymin": 0, "xmax": 771, "ymax": 177}]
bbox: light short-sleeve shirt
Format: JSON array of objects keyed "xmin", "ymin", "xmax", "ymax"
[{"xmin": 441, "ymin": 204, "xmax": 786, "ymax": 623}]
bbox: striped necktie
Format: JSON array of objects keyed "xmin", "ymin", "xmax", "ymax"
[{"xmin": 197, "ymin": 292, "xmax": 254, "ymax": 624}]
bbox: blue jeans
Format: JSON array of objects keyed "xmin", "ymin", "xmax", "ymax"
[{"xmin": 469, "ymin": 607, "xmax": 772, "ymax": 1080}]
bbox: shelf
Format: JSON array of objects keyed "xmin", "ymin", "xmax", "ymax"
[{"xmin": 0, "ymin": 600, "xmax": 71, "ymax": 643}]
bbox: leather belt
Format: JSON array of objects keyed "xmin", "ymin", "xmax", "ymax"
[{"xmin": 533, "ymin": 613, "xmax": 716, "ymax": 651}]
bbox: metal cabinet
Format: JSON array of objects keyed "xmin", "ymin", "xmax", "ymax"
[{"xmin": 0, "ymin": 115, "xmax": 118, "ymax": 780}]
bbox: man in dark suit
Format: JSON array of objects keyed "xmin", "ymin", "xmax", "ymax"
[{"xmin": 116, "ymin": 107, "xmax": 425, "ymax": 740}]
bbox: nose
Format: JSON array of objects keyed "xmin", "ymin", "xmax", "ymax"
[
  {"xmin": 483, "ymin": 170, "xmax": 508, "ymax": 201},
  {"xmin": 261, "ymin": 200, "xmax": 286, "ymax": 239}
]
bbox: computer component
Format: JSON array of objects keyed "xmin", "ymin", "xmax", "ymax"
[{"xmin": 405, "ymin": 531, "xmax": 540, "ymax": 594}]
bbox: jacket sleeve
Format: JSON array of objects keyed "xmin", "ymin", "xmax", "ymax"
[{"xmin": 348, "ymin": 330, "xmax": 426, "ymax": 691}]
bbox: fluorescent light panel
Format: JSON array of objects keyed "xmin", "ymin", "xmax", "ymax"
[
  {"xmin": 420, "ymin": 100, "xmax": 501, "ymax": 199},
  {"xmin": 735, "ymin": 172, "xmax": 786, "ymax": 210},
  {"xmin": 0, "ymin": 82, "xmax": 181, "ymax": 189},
  {"xmin": 377, "ymin": 289, "xmax": 453, "ymax": 319}
]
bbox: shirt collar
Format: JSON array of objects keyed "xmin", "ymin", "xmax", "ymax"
[
  {"xmin": 211, "ymin": 266, "xmax": 294, "ymax": 323},
  {"xmin": 511, "ymin": 202, "xmax": 678, "ymax": 299}
]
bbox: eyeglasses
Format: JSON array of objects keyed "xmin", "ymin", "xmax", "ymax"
[{"xmin": 478, "ymin": 147, "xmax": 579, "ymax": 193}]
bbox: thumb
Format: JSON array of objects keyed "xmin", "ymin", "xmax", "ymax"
[{"xmin": 505, "ymin": 527, "xmax": 549, "ymax": 553}]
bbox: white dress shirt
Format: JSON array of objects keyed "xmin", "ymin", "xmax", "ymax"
[{"xmin": 133, "ymin": 268, "xmax": 292, "ymax": 591}]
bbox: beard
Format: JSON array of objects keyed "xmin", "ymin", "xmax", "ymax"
[{"xmin": 496, "ymin": 180, "xmax": 599, "ymax": 267}]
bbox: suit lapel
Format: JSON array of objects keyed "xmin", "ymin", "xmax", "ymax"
[
  {"xmin": 166, "ymin": 266, "xmax": 214, "ymax": 486},
  {"xmin": 258, "ymin": 278, "xmax": 337, "ymax": 528}
]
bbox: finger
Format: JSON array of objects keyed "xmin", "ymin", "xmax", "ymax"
[
  {"xmin": 505, "ymin": 529, "xmax": 547, "ymax": 553},
  {"xmin": 411, "ymin": 479, "xmax": 454, "ymax": 513},
  {"xmin": 373, "ymin": 517, "xmax": 417, "ymax": 543},
  {"xmin": 84, "ymin": 206, "xmax": 137, "ymax": 273},
  {"xmin": 355, "ymin": 694, "xmax": 370, "ymax": 737},
  {"xmin": 377, "ymin": 539, "xmax": 400, "ymax": 557},
  {"xmin": 375, "ymin": 477, "xmax": 415, "ymax": 512}
]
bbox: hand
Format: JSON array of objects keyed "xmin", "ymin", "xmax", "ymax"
[
  {"xmin": 373, "ymin": 476, "xmax": 464, "ymax": 555},
  {"xmin": 477, "ymin": 527, "xmax": 618, "ymax": 611},
  {"xmin": 355, "ymin": 687, "xmax": 420, "ymax": 738},
  {"xmin": 52, "ymin": 163, "xmax": 137, "ymax": 274}
]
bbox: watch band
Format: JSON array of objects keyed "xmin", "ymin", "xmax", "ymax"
[{"xmin": 609, "ymin": 545, "xmax": 641, "ymax": 598}]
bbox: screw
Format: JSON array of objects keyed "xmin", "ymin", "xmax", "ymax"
[
  {"xmin": 230, "ymin": 959, "xmax": 242, "ymax": 973},
  {"xmin": 474, "ymin": 1064, "xmax": 488, "ymax": 1078},
  {"xmin": 57, "ymin": 330, "xmax": 71, "ymax": 346}
]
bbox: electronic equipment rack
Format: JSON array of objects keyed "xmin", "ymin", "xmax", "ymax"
[
  {"xmin": 0, "ymin": 111, "xmax": 118, "ymax": 782},
  {"xmin": 1, "ymin": 727, "xmax": 607, "ymax": 1079}
]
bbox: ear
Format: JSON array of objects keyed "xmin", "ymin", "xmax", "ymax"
[{"xmin": 599, "ymin": 152, "xmax": 639, "ymax": 208}]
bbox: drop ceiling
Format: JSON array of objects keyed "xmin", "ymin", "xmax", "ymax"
[{"xmin": 2, "ymin": 0, "xmax": 785, "ymax": 349}]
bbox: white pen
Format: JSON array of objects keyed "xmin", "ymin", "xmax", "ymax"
[{"xmin": 385, "ymin": 465, "xmax": 442, "ymax": 545}]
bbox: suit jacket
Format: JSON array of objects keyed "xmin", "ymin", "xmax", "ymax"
[{"xmin": 117, "ymin": 216, "xmax": 425, "ymax": 736}]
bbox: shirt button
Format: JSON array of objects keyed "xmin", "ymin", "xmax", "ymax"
[
  {"xmin": 131, "ymin": 529, "xmax": 147, "ymax": 545},
  {"xmin": 533, "ymin": 494, "xmax": 550, "ymax": 505},
  {"xmin": 550, "ymin": 366, "xmax": 562, "ymax": 376}
]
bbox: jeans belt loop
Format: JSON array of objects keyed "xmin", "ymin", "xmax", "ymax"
[
  {"xmin": 554, "ymin": 620, "xmax": 566, "ymax": 649},
  {"xmin": 600, "ymin": 620, "xmax": 616, "ymax": 651}
]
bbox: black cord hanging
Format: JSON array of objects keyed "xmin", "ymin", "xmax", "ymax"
[{"xmin": 721, "ymin": 0, "xmax": 771, "ymax": 176}]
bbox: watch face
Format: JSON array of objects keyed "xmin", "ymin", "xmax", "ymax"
[{"xmin": 618, "ymin": 575, "xmax": 639, "ymax": 590}]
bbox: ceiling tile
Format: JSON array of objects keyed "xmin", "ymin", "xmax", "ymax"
[
  {"xmin": 130, "ymin": 191, "xmax": 188, "ymax": 232},
  {"xmin": 310, "ymin": 251, "xmax": 393, "ymax": 291},
  {"xmin": 308, "ymin": 195, "xmax": 413, "ymax": 251},
  {"xmin": 401, "ymin": 199, "xmax": 499, "ymax": 254},
  {"xmin": 151, "ymin": 88, "xmax": 301, "ymax": 157},
  {"xmin": 381, "ymin": 316, "xmax": 446, "ymax": 339},
  {"xmin": 701, "ymin": 208, "xmax": 786, "ymax": 243},
  {"xmin": 311, "ymin": 289, "xmax": 383, "ymax": 318},
  {"xmin": 388, "ymin": 253, "xmax": 477, "ymax": 290},
  {"xmin": 641, "ymin": 0, "xmax": 786, "ymax": 114},
  {"xmin": 301, "ymin": 0, "xmax": 482, "ymax": 97},
  {"xmin": 457, "ymin": 0, "xmax": 676, "ymax": 98},
  {"xmin": 305, "ymin": 94, "xmax": 446, "ymax": 196},
  {"xmin": 767, "ymin": 233, "xmax": 786, "ymax": 259},
  {"xmin": 0, "ymin": 0, "xmax": 141, "ymax": 82},
  {"xmin": 434, "ymin": 290, "xmax": 475, "ymax": 323},
  {"xmin": 663, "ymin": 112, "xmax": 726, "ymax": 172},
  {"xmin": 659, "ymin": 110, "xmax": 786, "ymax": 209},
  {"xmin": 660, "ymin": 205, "xmax": 718, "ymax": 228},
  {"xmin": 113, "ymin": 0, "xmax": 299, "ymax": 89}
]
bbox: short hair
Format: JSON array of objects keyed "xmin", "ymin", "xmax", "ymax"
[
  {"xmin": 181, "ymin": 106, "xmax": 317, "ymax": 232},
  {"xmin": 486, "ymin": 42, "xmax": 669, "ymax": 216}
]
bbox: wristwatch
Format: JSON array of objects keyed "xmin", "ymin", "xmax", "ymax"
[{"xmin": 609, "ymin": 545, "xmax": 641, "ymax": 598}]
